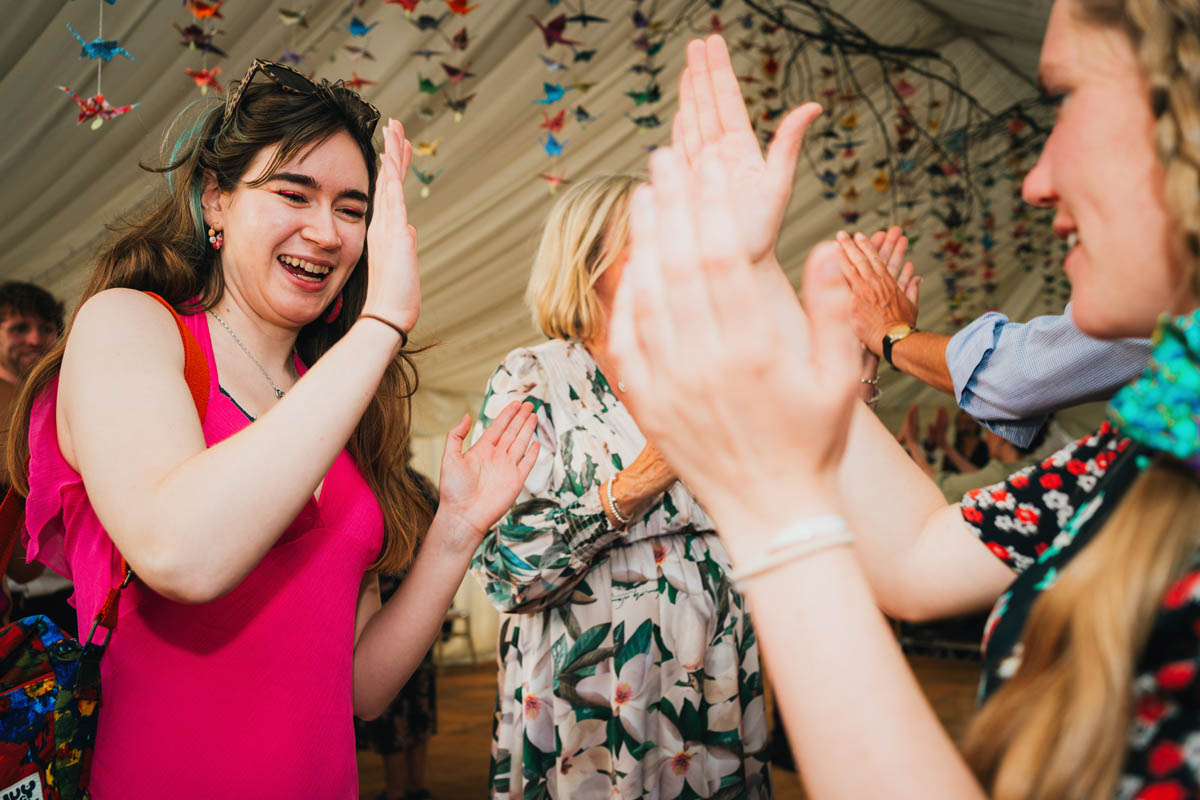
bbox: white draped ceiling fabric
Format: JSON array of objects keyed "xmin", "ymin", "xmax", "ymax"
[{"xmin": 1, "ymin": 0, "xmax": 1053, "ymax": 661}]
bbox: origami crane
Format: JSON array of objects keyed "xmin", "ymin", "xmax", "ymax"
[
  {"xmin": 572, "ymin": 49, "xmax": 596, "ymax": 63},
  {"xmin": 412, "ymin": 48, "xmax": 444, "ymax": 60},
  {"xmin": 174, "ymin": 22, "xmax": 227, "ymax": 57},
  {"xmin": 185, "ymin": 66, "xmax": 224, "ymax": 95},
  {"xmin": 628, "ymin": 113, "xmax": 663, "ymax": 131},
  {"xmin": 444, "ymin": 0, "xmax": 478, "ymax": 15},
  {"xmin": 445, "ymin": 92, "xmax": 475, "ymax": 121},
  {"xmin": 414, "ymin": 137, "xmax": 442, "ymax": 157},
  {"xmin": 58, "ymin": 85, "xmax": 138, "ymax": 129},
  {"xmin": 185, "ymin": 0, "xmax": 224, "ymax": 20},
  {"xmin": 347, "ymin": 16, "xmax": 378, "ymax": 36},
  {"xmin": 344, "ymin": 44, "xmax": 375, "ymax": 61},
  {"xmin": 538, "ymin": 173, "xmax": 571, "ymax": 194},
  {"xmin": 279, "ymin": 43, "xmax": 305, "ymax": 65},
  {"xmin": 417, "ymin": 73, "xmax": 447, "ymax": 94},
  {"xmin": 534, "ymin": 82, "xmax": 566, "ymax": 104},
  {"xmin": 538, "ymin": 54, "xmax": 567, "ymax": 72},
  {"xmin": 440, "ymin": 62, "xmax": 474, "ymax": 83},
  {"xmin": 416, "ymin": 106, "xmax": 437, "ymax": 122},
  {"xmin": 539, "ymin": 133, "xmax": 566, "ymax": 157},
  {"xmin": 411, "ymin": 166, "xmax": 444, "ymax": 198},
  {"xmin": 67, "ymin": 23, "xmax": 134, "ymax": 62},
  {"xmin": 539, "ymin": 109, "xmax": 565, "ymax": 133},
  {"xmin": 530, "ymin": 15, "xmax": 580, "ymax": 48},
  {"xmin": 383, "ymin": 0, "xmax": 421, "ymax": 15},
  {"xmin": 448, "ymin": 27, "xmax": 469, "ymax": 50},
  {"xmin": 573, "ymin": 105, "xmax": 599, "ymax": 128},
  {"xmin": 625, "ymin": 83, "xmax": 661, "ymax": 106},
  {"xmin": 411, "ymin": 13, "xmax": 449, "ymax": 31},
  {"xmin": 345, "ymin": 72, "xmax": 376, "ymax": 91}
]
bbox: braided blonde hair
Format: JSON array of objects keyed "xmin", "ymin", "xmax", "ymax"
[{"xmin": 961, "ymin": 3, "xmax": 1200, "ymax": 798}]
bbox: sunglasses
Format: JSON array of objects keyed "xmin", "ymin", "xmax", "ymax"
[{"xmin": 222, "ymin": 58, "xmax": 381, "ymax": 138}]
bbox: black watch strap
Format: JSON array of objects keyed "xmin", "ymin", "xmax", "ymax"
[{"xmin": 882, "ymin": 334, "xmax": 897, "ymax": 368}]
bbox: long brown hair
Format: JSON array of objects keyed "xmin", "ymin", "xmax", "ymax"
[
  {"xmin": 962, "ymin": 2, "xmax": 1200, "ymax": 797},
  {"xmin": 7, "ymin": 77, "xmax": 430, "ymax": 575}
]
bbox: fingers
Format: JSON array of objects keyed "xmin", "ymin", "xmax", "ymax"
[
  {"xmin": 877, "ymin": 226, "xmax": 902, "ymax": 271},
  {"xmin": 515, "ymin": 440, "xmax": 540, "ymax": 482},
  {"xmin": 444, "ymin": 413, "xmax": 471, "ymax": 455},
  {"xmin": 835, "ymin": 231, "xmax": 876, "ymax": 284},
  {"xmin": 896, "ymin": 260, "xmax": 914, "ymax": 292},
  {"xmin": 905, "ymin": 272, "xmax": 921, "ymax": 306},
  {"xmin": 687, "ymin": 39, "xmax": 722, "ymax": 145},
  {"xmin": 762, "ymin": 101, "xmax": 822, "ymax": 209},
  {"xmin": 476, "ymin": 401, "xmax": 521, "ymax": 447},
  {"xmin": 495, "ymin": 402, "xmax": 534, "ymax": 452},
  {"xmin": 507, "ymin": 411, "xmax": 538, "ymax": 458},
  {"xmin": 802, "ymin": 241, "xmax": 860, "ymax": 382},
  {"xmin": 704, "ymin": 35, "xmax": 754, "ymax": 137},
  {"xmin": 675, "ymin": 65, "xmax": 702, "ymax": 165},
  {"xmin": 884, "ymin": 231, "xmax": 908, "ymax": 281}
]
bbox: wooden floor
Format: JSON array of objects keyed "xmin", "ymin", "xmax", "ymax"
[{"xmin": 358, "ymin": 655, "xmax": 981, "ymax": 799}]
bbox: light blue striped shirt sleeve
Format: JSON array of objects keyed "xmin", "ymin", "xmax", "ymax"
[{"xmin": 944, "ymin": 304, "xmax": 1151, "ymax": 447}]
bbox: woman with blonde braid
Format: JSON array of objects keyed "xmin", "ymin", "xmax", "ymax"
[{"xmin": 607, "ymin": 5, "xmax": 1200, "ymax": 798}]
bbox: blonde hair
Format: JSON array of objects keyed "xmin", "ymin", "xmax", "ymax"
[
  {"xmin": 962, "ymin": 2, "xmax": 1200, "ymax": 797},
  {"xmin": 526, "ymin": 174, "xmax": 641, "ymax": 341}
]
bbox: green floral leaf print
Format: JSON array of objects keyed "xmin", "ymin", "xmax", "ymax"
[
  {"xmin": 555, "ymin": 603, "xmax": 583, "ymax": 641},
  {"xmin": 557, "ymin": 677, "xmax": 611, "ymax": 711},
  {"xmin": 662, "ymin": 491, "xmax": 678, "ymax": 520},
  {"xmin": 709, "ymin": 729, "xmax": 745, "ymax": 756},
  {"xmin": 496, "ymin": 522, "xmax": 545, "ymax": 544},
  {"xmin": 657, "ymin": 696, "xmax": 681, "ymax": 729},
  {"xmin": 615, "ymin": 619, "xmax": 654, "ymax": 672},
  {"xmin": 658, "ymin": 574, "xmax": 679, "ymax": 604},
  {"xmin": 679, "ymin": 698, "xmax": 704, "ymax": 741},
  {"xmin": 498, "ymin": 542, "xmax": 536, "ymax": 572},
  {"xmin": 563, "ymin": 646, "xmax": 614, "ymax": 674},
  {"xmin": 588, "ymin": 368, "xmax": 612, "ymax": 409},
  {"xmin": 562, "ymin": 622, "xmax": 611, "ymax": 673},
  {"xmin": 569, "ymin": 385, "xmax": 579, "ymax": 401},
  {"xmin": 612, "ymin": 452, "xmax": 623, "ymax": 470},
  {"xmin": 653, "ymin": 624, "xmax": 675, "ymax": 663}
]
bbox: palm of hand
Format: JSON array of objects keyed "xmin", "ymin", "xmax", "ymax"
[
  {"xmin": 699, "ymin": 134, "xmax": 777, "ymax": 263},
  {"xmin": 438, "ymin": 433, "xmax": 526, "ymax": 537}
]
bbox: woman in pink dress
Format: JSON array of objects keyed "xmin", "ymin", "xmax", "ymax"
[{"xmin": 6, "ymin": 61, "xmax": 538, "ymax": 798}]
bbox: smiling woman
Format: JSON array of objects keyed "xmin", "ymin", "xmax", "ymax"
[{"xmin": 2, "ymin": 62, "xmax": 539, "ymax": 799}]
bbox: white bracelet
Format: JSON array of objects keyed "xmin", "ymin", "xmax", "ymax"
[
  {"xmin": 864, "ymin": 385, "xmax": 883, "ymax": 409},
  {"xmin": 729, "ymin": 517, "xmax": 853, "ymax": 590},
  {"xmin": 605, "ymin": 478, "xmax": 632, "ymax": 527}
]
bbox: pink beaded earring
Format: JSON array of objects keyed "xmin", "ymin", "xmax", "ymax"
[{"xmin": 207, "ymin": 226, "xmax": 224, "ymax": 250}]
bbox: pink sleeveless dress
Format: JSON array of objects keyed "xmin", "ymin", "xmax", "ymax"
[{"xmin": 22, "ymin": 310, "xmax": 383, "ymax": 799}]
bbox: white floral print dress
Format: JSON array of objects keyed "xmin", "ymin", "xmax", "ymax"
[{"xmin": 471, "ymin": 339, "xmax": 771, "ymax": 800}]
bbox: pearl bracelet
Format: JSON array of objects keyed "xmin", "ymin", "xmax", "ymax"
[
  {"xmin": 728, "ymin": 516, "xmax": 852, "ymax": 591},
  {"xmin": 605, "ymin": 478, "xmax": 632, "ymax": 527}
]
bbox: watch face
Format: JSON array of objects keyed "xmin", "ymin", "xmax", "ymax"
[{"xmin": 886, "ymin": 324, "xmax": 913, "ymax": 341}]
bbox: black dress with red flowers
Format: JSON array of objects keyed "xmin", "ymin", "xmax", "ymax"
[{"xmin": 961, "ymin": 421, "xmax": 1200, "ymax": 798}]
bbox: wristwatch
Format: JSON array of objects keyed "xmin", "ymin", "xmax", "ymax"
[{"xmin": 881, "ymin": 324, "xmax": 916, "ymax": 368}]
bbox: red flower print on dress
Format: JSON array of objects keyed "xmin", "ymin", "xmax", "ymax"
[
  {"xmin": 1010, "ymin": 473, "xmax": 1029, "ymax": 489},
  {"xmin": 1148, "ymin": 741, "xmax": 1185, "ymax": 776},
  {"xmin": 1136, "ymin": 781, "xmax": 1188, "ymax": 800},
  {"xmin": 986, "ymin": 542, "xmax": 1010, "ymax": 561},
  {"xmin": 1157, "ymin": 662, "xmax": 1197, "ymax": 692},
  {"xmin": 1015, "ymin": 505, "xmax": 1040, "ymax": 525},
  {"xmin": 963, "ymin": 507, "xmax": 984, "ymax": 523},
  {"xmin": 1039, "ymin": 473, "xmax": 1063, "ymax": 490},
  {"xmin": 1066, "ymin": 459, "xmax": 1087, "ymax": 475},
  {"xmin": 1164, "ymin": 571, "xmax": 1200, "ymax": 611}
]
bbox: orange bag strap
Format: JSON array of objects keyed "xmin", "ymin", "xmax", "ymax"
[{"xmin": 0, "ymin": 292, "xmax": 211, "ymax": 641}]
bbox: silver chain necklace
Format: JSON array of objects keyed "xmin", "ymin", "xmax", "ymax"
[{"xmin": 208, "ymin": 309, "xmax": 288, "ymax": 399}]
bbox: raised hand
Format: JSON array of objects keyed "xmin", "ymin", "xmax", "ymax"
[
  {"xmin": 672, "ymin": 35, "xmax": 822, "ymax": 269},
  {"xmin": 436, "ymin": 401, "xmax": 539, "ymax": 541},
  {"xmin": 608, "ymin": 147, "xmax": 860, "ymax": 544},
  {"xmin": 837, "ymin": 227, "xmax": 920, "ymax": 357},
  {"xmin": 363, "ymin": 118, "xmax": 420, "ymax": 334}
]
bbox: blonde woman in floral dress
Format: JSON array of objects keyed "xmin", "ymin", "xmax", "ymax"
[{"xmin": 471, "ymin": 174, "xmax": 770, "ymax": 800}]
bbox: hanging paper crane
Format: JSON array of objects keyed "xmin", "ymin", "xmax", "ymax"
[
  {"xmin": 174, "ymin": 22, "xmax": 227, "ymax": 57},
  {"xmin": 414, "ymin": 137, "xmax": 442, "ymax": 157},
  {"xmin": 417, "ymin": 73, "xmax": 447, "ymax": 94},
  {"xmin": 58, "ymin": 86, "xmax": 138, "ymax": 129},
  {"xmin": 185, "ymin": 0, "xmax": 225, "ymax": 20},
  {"xmin": 530, "ymin": 15, "xmax": 581, "ymax": 48},
  {"xmin": 534, "ymin": 82, "xmax": 566, "ymax": 104},
  {"xmin": 347, "ymin": 17, "xmax": 378, "ymax": 36},
  {"xmin": 185, "ymin": 66, "xmax": 224, "ymax": 95},
  {"xmin": 539, "ymin": 109, "xmax": 566, "ymax": 133},
  {"xmin": 411, "ymin": 13, "xmax": 449, "ymax": 31},
  {"xmin": 344, "ymin": 44, "xmax": 375, "ymax": 61},
  {"xmin": 445, "ymin": 0, "xmax": 479, "ymax": 15},
  {"xmin": 625, "ymin": 83, "xmax": 661, "ymax": 105},
  {"xmin": 345, "ymin": 72, "xmax": 376, "ymax": 91},
  {"xmin": 539, "ymin": 133, "xmax": 567, "ymax": 157},
  {"xmin": 573, "ymin": 105, "xmax": 599, "ymax": 128},
  {"xmin": 278, "ymin": 7, "xmax": 310, "ymax": 27},
  {"xmin": 538, "ymin": 173, "xmax": 571, "ymax": 194},
  {"xmin": 67, "ymin": 23, "xmax": 134, "ymax": 62},
  {"xmin": 440, "ymin": 62, "xmax": 474, "ymax": 83},
  {"xmin": 411, "ymin": 166, "xmax": 444, "ymax": 198},
  {"xmin": 445, "ymin": 92, "xmax": 475, "ymax": 122},
  {"xmin": 412, "ymin": 48, "xmax": 444, "ymax": 60},
  {"xmin": 384, "ymin": 0, "xmax": 421, "ymax": 15},
  {"xmin": 448, "ymin": 27, "xmax": 469, "ymax": 50}
]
